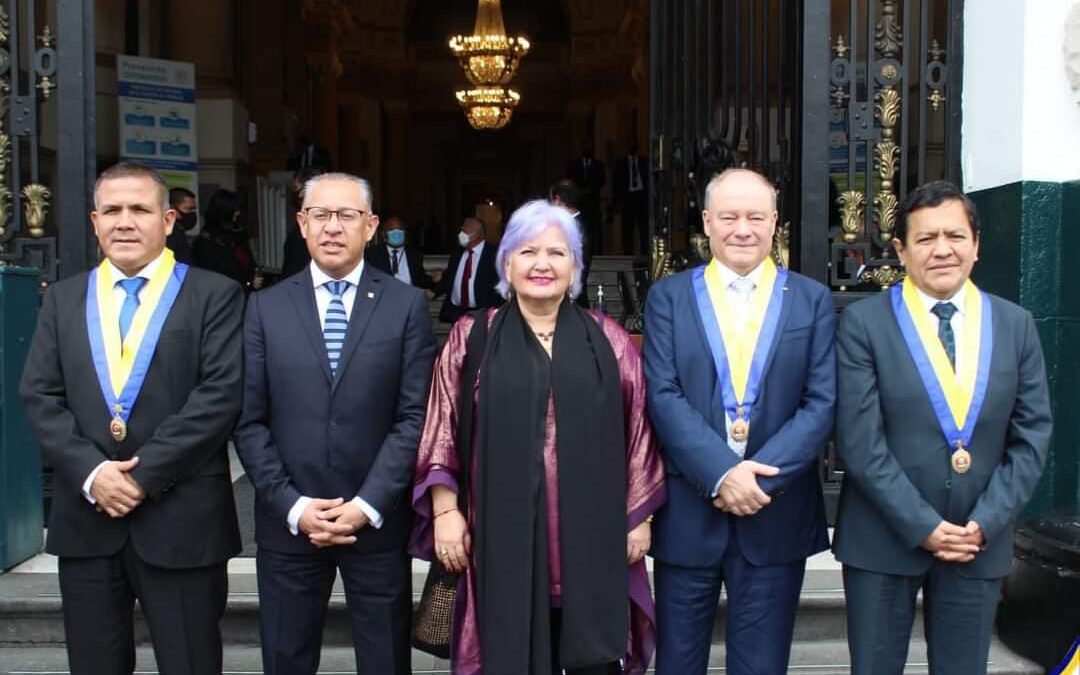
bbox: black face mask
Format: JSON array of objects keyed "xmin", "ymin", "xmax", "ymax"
[{"xmin": 177, "ymin": 211, "xmax": 198, "ymax": 232}]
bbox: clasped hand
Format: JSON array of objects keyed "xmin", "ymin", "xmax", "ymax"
[
  {"xmin": 299, "ymin": 498, "xmax": 369, "ymax": 548},
  {"xmin": 92, "ymin": 457, "xmax": 146, "ymax": 518},
  {"xmin": 921, "ymin": 520, "xmax": 984, "ymax": 563},
  {"xmin": 713, "ymin": 460, "xmax": 780, "ymax": 516}
]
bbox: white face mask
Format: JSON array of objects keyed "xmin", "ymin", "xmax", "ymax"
[{"xmin": 457, "ymin": 231, "xmax": 472, "ymax": 248}]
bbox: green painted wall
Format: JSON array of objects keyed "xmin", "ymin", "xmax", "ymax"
[{"xmin": 971, "ymin": 180, "xmax": 1080, "ymax": 512}]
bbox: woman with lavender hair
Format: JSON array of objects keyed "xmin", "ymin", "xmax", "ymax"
[{"xmin": 410, "ymin": 199, "xmax": 666, "ymax": 675}]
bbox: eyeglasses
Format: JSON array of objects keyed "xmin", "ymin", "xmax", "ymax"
[{"xmin": 303, "ymin": 207, "xmax": 368, "ymax": 225}]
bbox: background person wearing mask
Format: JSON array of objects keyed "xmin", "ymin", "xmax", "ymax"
[
  {"xmin": 365, "ymin": 216, "xmax": 433, "ymax": 292},
  {"xmin": 435, "ymin": 216, "xmax": 502, "ymax": 324},
  {"xmin": 166, "ymin": 186, "xmax": 197, "ymax": 264}
]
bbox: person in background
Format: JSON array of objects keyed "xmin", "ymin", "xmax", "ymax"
[
  {"xmin": 365, "ymin": 216, "xmax": 434, "ymax": 292},
  {"xmin": 549, "ymin": 179, "xmax": 593, "ymax": 309},
  {"xmin": 435, "ymin": 216, "xmax": 502, "ymax": 324},
  {"xmin": 192, "ymin": 188, "xmax": 257, "ymax": 291},
  {"xmin": 166, "ymin": 187, "xmax": 197, "ymax": 264}
]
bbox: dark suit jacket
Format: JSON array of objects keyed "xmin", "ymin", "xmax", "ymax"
[
  {"xmin": 832, "ymin": 290, "xmax": 1052, "ymax": 579},
  {"xmin": 365, "ymin": 244, "xmax": 433, "ymax": 289},
  {"xmin": 19, "ymin": 266, "xmax": 244, "ymax": 568},
  {"xmin": 566, "ymin": 157, "xmax": 606, "ymax": 195},
  {"xmin": 436, "ymin": 243, "xmax": 503, "ymax": 324},
  {"xmin": 613, "ymin": 154, "xmax": 649, "ymax": 204},
  {"xmin": 233, "ymin": 265, "xmax": 436, "ymax": 554},
  {"xmin": 644, "ymin": 268, "xmax": 836, "ymax": 568}
]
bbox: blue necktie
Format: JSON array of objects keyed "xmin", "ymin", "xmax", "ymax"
[
  {"xmin": 932, "ymin": 301, "xmax": 958, "ymax": 370},
  {"xmin": 117, "ymin": 277, "xmax": 147, "ymax": 341},
  {"xmin": 323, "ymin": 280, "xmax": 350, "ymax": 375}
]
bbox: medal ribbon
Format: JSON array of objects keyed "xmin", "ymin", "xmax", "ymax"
[
  {"xmin": 87, "ymin": 250, "xmax": 188, "ymax": 425},
  {"xmin": 890, "ymin": 277, "xmax": 993, "ymax": 451},
  {"xmin": 693, "ymin": 258, "xmax": 787, "ymax": 427}
]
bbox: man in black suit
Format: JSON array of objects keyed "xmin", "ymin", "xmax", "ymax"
[
  {"xmin": 365, "ymin": 216, "xmax": 433, "ymax": 290},
  {"xmin": 833, "ymin": 181, "xmax": 1052, "ymax": 675},
  {"xmin": 435, "ymin": 216, "xmax": 502, "ymax": 324},
  {"xmin": 20, "ymin": 161, "xmax": 243, "ymax": 674},
  {"xmin": 613, "ymin": 141, "xmax": 649, "ymax": 255},
  {"xmin": 234, "ymin": 173, "xmax": 436, "ymax": 674},
  {"xmin": 566, "ymin": 141, "xmax": 606, "ymax": 255},
  {"xmin": 165, "ymin": 186, "xmax": 196, "ymax": 264},
  {"xmin": 549, "ymin": 179, "xmax": 592, "ymax": 308}
]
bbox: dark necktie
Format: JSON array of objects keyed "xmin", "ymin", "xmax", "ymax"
[
  {"xmin": 459, "ymin": 249, "xmax": 474, "ymax": 308},
  {"xmin": 391, "ymin": 248, "xmax": 401, "ymax": 276},
  {"xmin": 323, "ymin": 280, "xmax": 349, "ymax": 375},
  {"xmin": 117, "ymin": 277, "xmax": 147, "ymax": 341},
  {"xmin": 931, "ymin": 302, "xmax": 958, "ymax": 369},
  {"xmin": 629, "ymin": 156, "xmax": 640, "ymax": 191}
]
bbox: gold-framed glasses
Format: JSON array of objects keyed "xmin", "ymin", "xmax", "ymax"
[{"xmin": 303, "ymin": 207, "xmax": 367, "ymax": 225}]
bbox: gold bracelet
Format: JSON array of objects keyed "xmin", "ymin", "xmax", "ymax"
[
  {"xmin": 645, "ymin": 515, "xmax": 654, "ymax": 524},
  {"xmin": 434, "ymin": 507, "xmax": 459, "ymax": 519}
]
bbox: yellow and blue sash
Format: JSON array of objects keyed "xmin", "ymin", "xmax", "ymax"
[
  {"xmin": 86, "ymin": 250, "xmax": 188, "ymax": 427},
  {"xmin": 890, "ymin": 277, "xmax": 993, "ymax": 453},
  {"xmin": 692, "ymin": 258, "xmax": 787, "ymax": 432}
]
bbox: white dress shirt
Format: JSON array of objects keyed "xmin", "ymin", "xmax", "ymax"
[
  {"xmin": 914, "ymin": 284, "xmax": 968, "ymax": 374},
  {"xmin": 711, "ymin": 259, "xmax": 768, "ymax": 496},
  {"xmin": 82, "ymin": 252, "xmax": 167, "ymax": 504},
  {"xmin": 386, "ymin": 245, "xmax": 413, "ymax": 285},
  {"xmin": 450, "ymin": 240, "xmax": 486, "ymax": 308},
  {"xmin": 286, "ymin": 260, "xmax": 384, "ymax": 534}
]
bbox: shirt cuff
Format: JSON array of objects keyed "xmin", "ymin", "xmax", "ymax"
[
  {"xmin": 352, "ymin": 496, "xmax": 383, "ymax": 529},
  {"xmin": 711, "ymin": 467, "xmax": 735, "ymax": 499},
  {"xmin": 287, "ymin": 496, "xmax": 312, "ymax": 536},
  {"xmin": 82, "ymin": 461, "xmax": 109, "ymax": 504}
]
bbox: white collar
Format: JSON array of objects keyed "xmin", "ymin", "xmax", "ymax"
[
  {"xmin": 915, "ymin": 283, "xmax": 968, "ymax": 317},
  {"xmin": 107, "ymin": 249, "xmax": 165, "ymax": 282},
  {"xmin": 466, "ymin": 240, "xmax": 486, "ymax": 255},
  {"xmin": 713, "ymin": 258, "xmax": 767, "ymax": 289},
  {"xmin": 309, "ymin": 259, "xmax": 364, "ymax": 289}
]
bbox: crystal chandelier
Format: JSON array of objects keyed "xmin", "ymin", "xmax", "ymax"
[
  {"xmin": 450, "ymin": 0, "xmax": 529, "ymax": 130},
  {"xmin": 455, "ymin": 87, "xmax": 521, "ymax": 131}
]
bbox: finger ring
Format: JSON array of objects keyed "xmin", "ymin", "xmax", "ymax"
[{"xmin": 440, "ymin": 548, "xmax": 449, "ymax": 556}]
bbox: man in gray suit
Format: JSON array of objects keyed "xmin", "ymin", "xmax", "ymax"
[{"xmin": 833, "ymin": 180, "xmax": 1052, "ymax": 675}]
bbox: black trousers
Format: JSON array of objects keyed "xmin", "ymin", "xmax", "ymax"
[
  {"xmin": 550, "ymin": 609, "xmax": 623, "ymax": 675},
  {"xmin": 58, "ymin": 542, "xmax": 228, "ymax": 675},
  {"xmin": 257, "ymin": 545, "xmax": 411, "ymax": 675}
]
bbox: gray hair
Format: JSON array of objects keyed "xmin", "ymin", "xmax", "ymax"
[
  {"xmin": 702, "ymin": 168, "xmax": 778, "ymax": 212},
  {"xmin": 301, "ymin": 172, "xmax": 374, "ymax": 211},
  {"xmin": 495, "ymin": 199, "xmax": 585, "ymax": 299}
]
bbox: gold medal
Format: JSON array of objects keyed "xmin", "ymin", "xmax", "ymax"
[
  {"xmin": 109, "ymin": 415, "xmax": 127, "ymax": 442},
  {"xmin": 731, "ymin": 406, "xmax": 749, "ymax": 443},
  {"xmin": 951, "ymin": 441, "xmax": 971, "ymax": 474}
]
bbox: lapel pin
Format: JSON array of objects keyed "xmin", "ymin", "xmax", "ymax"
[{"xmin": 367, "ymin": 291, "xmax": 375, "ymax": 299}]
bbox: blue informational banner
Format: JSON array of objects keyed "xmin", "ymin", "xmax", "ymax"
[{"xmin": 117, "ymin": 55, "xmax": 198, "ymax": 194}]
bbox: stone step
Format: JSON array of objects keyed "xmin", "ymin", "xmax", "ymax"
[
  {"xmin": 0, "ymin": 638, "xmax": 1042, "ymax": 674},
  {"xmin": 0, "ymin": 569, "xmax": 903, "ymax": 648}
]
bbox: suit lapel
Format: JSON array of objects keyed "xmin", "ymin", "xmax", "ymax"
[
  {"xmin": 288, "ymin": 276, "xmax": 333, "ymax": 385},
  {"xmin": 331, "ymin": 267, "xmax": 383, "ymax": 392},
  {"xmin": 684, "ymin": 271, "xmax": 730, "ymax": 426}
]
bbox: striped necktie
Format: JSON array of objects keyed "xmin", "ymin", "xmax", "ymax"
[
  {"xmin": 117, "ymin": 277, "xmax": 147, "ymax": 341},
  {"xmin": 323, "ymin": 280, "xmax": 349, "ymax": 375}
]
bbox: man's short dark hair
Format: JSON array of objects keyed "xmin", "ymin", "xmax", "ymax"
[
  {"xmin": 896, "ymin": 180, "xmax": 980, "ymax": 244},
  {"xmin": 94, "ymin": 161, "xmax": 169, "ymax": 211},
  {"xmin": 169, "ymin": 187, "xmax": 196, "ymax": 207},
  {"xmin": 549, "ymin": 179, "xmax": 584, "ymax": 211}
]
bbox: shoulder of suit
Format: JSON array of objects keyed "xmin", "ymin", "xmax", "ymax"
[
  {"xmin": 181, "ymin": 266, "xmax": 243, "ymax": 294},
  {"xmin": 982, "ymin": 290, "xmax": 1029, "ymax": 321},
  {"xmin": 783, "ymin": 269, "xmax": 830, "ymax": 298}
]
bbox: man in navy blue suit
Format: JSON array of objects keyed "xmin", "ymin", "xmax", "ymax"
[
  {"xmin": 234, "ymin": 173, "xmax": 436, "ymax": 674},
  {"xmin": 643, "ymin": 168, "xmax": 836, "ymax": 675}
]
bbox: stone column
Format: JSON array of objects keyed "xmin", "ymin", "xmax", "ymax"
[{"xmin": 964, "ymin": 0, "xmax": 1080, "ymax": 511}]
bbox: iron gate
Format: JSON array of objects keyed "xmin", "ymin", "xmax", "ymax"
[{"xmin": 0, "ymin": 0, "xmax": 96, "ymax": 283}]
